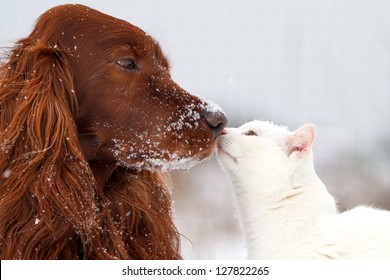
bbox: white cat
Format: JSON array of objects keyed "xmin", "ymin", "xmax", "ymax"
[{"xmin": 217, "ymin": 120, "xmax": 390, "ymax": 259}]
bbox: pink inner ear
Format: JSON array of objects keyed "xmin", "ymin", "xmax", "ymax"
[{"xmin": 287, "ymin": 123, "xmax": 316, "ymax": 156}]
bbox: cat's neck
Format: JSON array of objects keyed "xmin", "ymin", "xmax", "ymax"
[{"xmin": 233, "ymin": 152, "xmax": 338, "ymax": 234}]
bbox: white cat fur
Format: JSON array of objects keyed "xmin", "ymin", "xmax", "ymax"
[{"xmin": 217, "ymin": 120, "xmax": 390, "ymax": 259}]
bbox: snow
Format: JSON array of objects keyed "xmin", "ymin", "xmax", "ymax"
[
  {"xmin": 168, "ymin": 103, "xmax": 201, "ymax": 131},
  {"xmin": 198, "ymin": 97, "xmax": 225, "ymax": 115},
  {"xmin": 112, "ymin": 136, "xmax": 202, "ymax": 173},
  {"xmin": 2, "ymin": 169, "xmax": 12, "ymax": 178},
  {"xmin": 143, "ymin": 155, "xmax": 200, "ymax": 173}
]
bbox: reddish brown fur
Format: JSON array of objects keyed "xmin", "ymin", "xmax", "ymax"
[{"xmin": 0, "ymin": 4, "xmax": 226, "ymax": 259}]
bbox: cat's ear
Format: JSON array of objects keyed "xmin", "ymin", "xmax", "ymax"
[{"xmin": 287, "ymin": 123, "xmax": 316, "ymax": 157}]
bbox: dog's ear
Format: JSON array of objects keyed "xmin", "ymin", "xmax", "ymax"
[
  {"xmin": 0, "ymin": 41, "xmax": 99, "ymax": 258},
  {"xmin": 1, "ymin": 42, "xmax": 78, "ymax": 151},
  {"xmin": 287, "ymin": 123, "xmax": 316, "ymax": 157}
]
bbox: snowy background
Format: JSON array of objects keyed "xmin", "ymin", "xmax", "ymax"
[{"xmin": 1, "ymin": 0, "xmax": 390, "ymax": 259}]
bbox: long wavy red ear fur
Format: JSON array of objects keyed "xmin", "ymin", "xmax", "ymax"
[{"xmin": 0, "ymin": 40, "xmax": 99, "ymax": 259}]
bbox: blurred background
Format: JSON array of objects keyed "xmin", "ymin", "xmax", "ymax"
[{"xmin": 1, "ymin": 0, "xmax": 389, "ymax": 259}]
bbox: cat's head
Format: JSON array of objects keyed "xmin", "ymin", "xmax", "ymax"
[{"xmin": 217, "ymin": 120, "xmax": 315, "ymax": 183}]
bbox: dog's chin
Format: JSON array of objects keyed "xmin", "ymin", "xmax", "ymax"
[
  {"xmin": 117, "ymin": 149, "xmax": 214, "ymax": 173},
  {"xmin": 143, "ymin": 155, "xmax": 204, "ymax": 172}
]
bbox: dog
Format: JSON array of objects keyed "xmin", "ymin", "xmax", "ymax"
[{"xmin": 0, "ymin": 4, "xmax": 227, "ymax": 259}]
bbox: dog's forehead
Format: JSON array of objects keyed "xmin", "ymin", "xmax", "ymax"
[
  {"xmin": 51, "ymin": 5, "xmax": 170, "ymax": 68},
  {"xmin": 47, "ymin": 4, "xmax": 157, "ymax": 50}
]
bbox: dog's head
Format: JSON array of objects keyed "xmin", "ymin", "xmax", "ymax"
[
  {"xmin": 0, "ymin": 4, "xmax": 228, "ymax": 259},
  {"xmin": 25, "ymin": 4, "xmax": 227, "ymax": 171}
]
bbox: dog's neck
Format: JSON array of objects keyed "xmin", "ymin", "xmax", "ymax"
[
  {"xmin": 87, "ymin": 161, "xmax": 118, "ymax": 189},
  {"xmin": 77, "ymin": 133, "xmax": 117, "ymax": 186}
]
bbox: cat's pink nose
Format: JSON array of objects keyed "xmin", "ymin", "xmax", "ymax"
[{"xmin": 220, "ymin": 129, "xmax": 227, "ymax": 136}]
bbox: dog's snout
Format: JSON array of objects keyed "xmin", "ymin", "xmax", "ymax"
[{"xmin": 201, "ymin": 110, "xmax": 228, "ymax": 137}]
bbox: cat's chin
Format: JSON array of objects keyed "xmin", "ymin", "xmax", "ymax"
[{"xmin": 217, "ymin": 147, "xmax": 239, "ymax": 173}]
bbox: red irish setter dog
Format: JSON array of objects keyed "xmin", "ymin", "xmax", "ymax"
[{"xmin": 0, "ymin": 4, "xmax": 226, "ymax": 259}]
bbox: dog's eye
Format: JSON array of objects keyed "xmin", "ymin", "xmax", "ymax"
[
  {"xmin": 116, "ymin": 58, "xmax": 138, "ymax": 71},
  {"xmin": 244, "ymin": 130, "xmax": 258, "ymax": 136}
]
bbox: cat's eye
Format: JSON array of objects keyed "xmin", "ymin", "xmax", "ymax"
[
  {"xmin": 244, "ymin": 130, "xmax": 258, "ymax": 136},
  {"xmin": 116, "ymin": 58, "xmax": 138, "ymax": 71}
]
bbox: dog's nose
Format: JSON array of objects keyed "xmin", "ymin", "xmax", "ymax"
[{"xmin": 201, "ymin": 110, "xmax": 228, "ymax": 137}]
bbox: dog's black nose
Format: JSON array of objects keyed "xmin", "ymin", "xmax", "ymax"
[{"xmin": 201, "ymin": 110, "xmax": 228, "ymax": 137}]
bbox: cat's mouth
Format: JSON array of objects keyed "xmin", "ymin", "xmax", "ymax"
[{"xmin": 217, "ymin": 143, "xmax": 238, "ymax": 164}]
